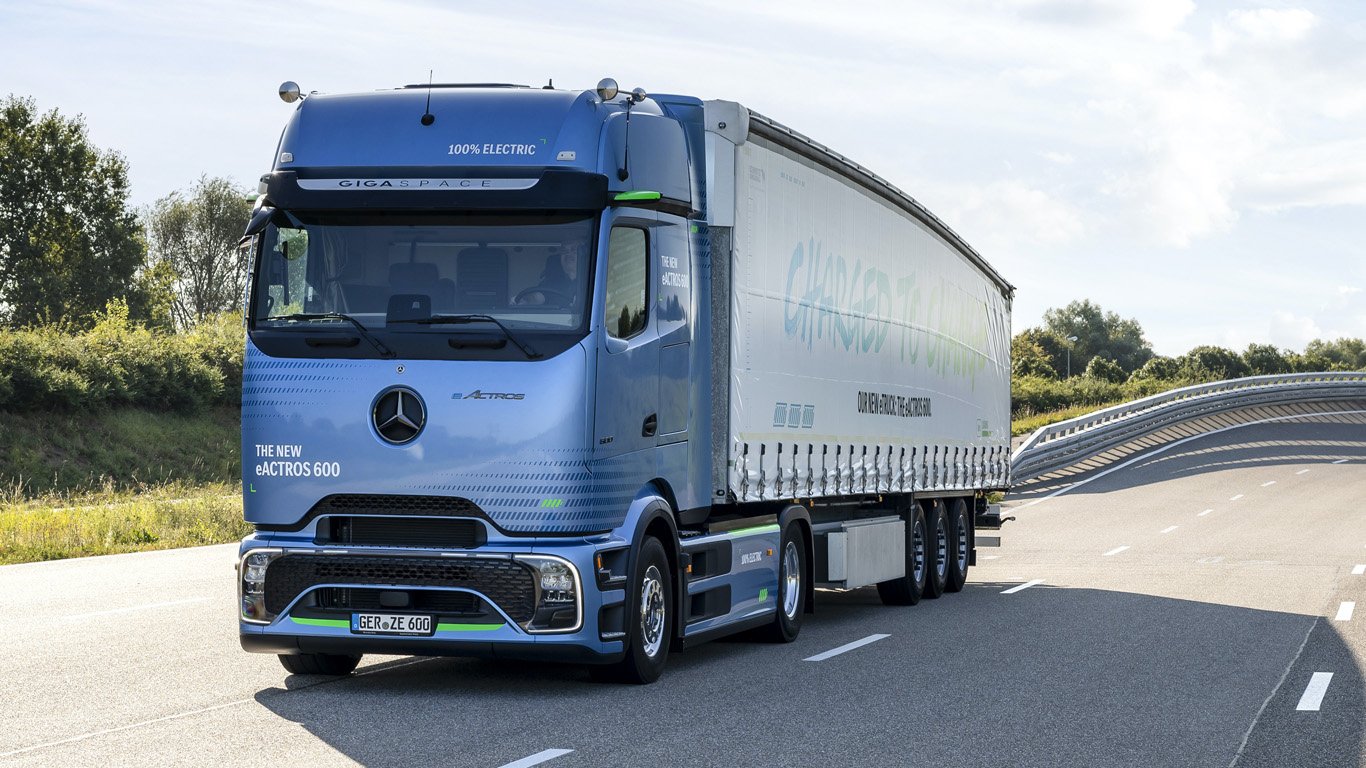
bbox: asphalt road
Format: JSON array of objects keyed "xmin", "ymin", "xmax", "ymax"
[{"xmin": 3, "ymin": 414, "xmax": 1365, "ymax": 767}]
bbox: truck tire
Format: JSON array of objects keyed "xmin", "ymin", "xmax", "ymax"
[
  {"xmin": 923, "ymin": 500, "xmax": 949, "ymax": 599},
  {"xmin": 760, "ymin": 521, "xmax": 806, "ymax": 642},
  {"xmin": 877, "ymin": 504, "xmax": 928, "ymax": 606},
  {"xmin": 591, "ymin": 536, "xmax": 672, "ymax": 684},
  {"xmin": 277, "ymin": 652, "xmax": 361, "ymax": 676},
  {"xmin": 945, "ymin": 498, "xmax": 971, "ymax": 593}
]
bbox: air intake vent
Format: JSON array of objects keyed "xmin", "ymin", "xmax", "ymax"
[{"xmin": 318, "ymin": 516, "xmax": 485, "ymax": 549}]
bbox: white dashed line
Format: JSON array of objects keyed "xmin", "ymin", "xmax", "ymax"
[
  {"xmin": 1353, "ymin": 564, "xmax": 1365, "ymax": 576},
  {"xmin": 1332, "ymin": 459, "xmax": 1349, "ymax": 464},
  {"xmin": 1295, "ymin": 672, "xmax": 1334, "ymax": 711},
  {"xmin": 1295, "ymin": 469, "xmax": 1311, "ymax": 475},
  {"xmin": 1229, "ymin": 494, "xmax": 1244, "ymax": 501},
  {"xmin": 982, "ymin": 554, "xmax": 1001, "ymax": 560},
  {"xmin": 1001, "ymin": 579, "xmax": 1044, "ymax": 594},
  {"xmin": 1335, "ymin": 602, "xmax": 1355, "ymax": 622},
  {"xmin": 1198, "ymin": 509, "xmax": 1213, "ymax": 517},
  {"xmin": 498, "ymin": 749, "xmax": 575, "ymax": 768},
  {"xmin": 1160, "ymin": 526, "xmax": 1178, "ymax": 534},
  {"xmin": 804, "ymin": 633, "xmax": 890, "ymax": 661},
  {"xmin": 1261, "ymin": 481, "xmax": 1276, "ymax": 487},
  {"xmin": 1102, "ymin": 546, "xmax": 1130, "ymax": 557}
]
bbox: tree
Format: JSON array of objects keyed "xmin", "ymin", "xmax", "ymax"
[
  {"xmin": 1178, "ymin": 345, "xmax": 1249, "ymax": 381},
  {"xmin": 1083, "ymin": 356, "xmax": 1126, "ymax": 383},
  {"xmin": 144, "ymin": 176, "xmax": 253, "ymax": 328},
  {"xmin": 0, "ymin": 95, "xmax": 155, "ymax": 328},
  {"xmin": 1042, "ymin": 299, "xmax": 1154, "ymax": 375},
  {"xmin": 1128, "ymin": 355, "xmax": 1180, "ymax": 381},
  {"xmin": 1303, "ymin": 338, "xmax": 1366, "ymax": 371},
  {"xmin": 1242, "ymin": 343, "xmax": 1291, "ymax": 376},
  {"xmin": 1011, "ymin": 331, "xmax": 1057, "ymax": 378}
]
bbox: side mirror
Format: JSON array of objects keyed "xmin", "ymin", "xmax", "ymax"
[{"xmin": 244, "ymin": 206, "xmax": 276, "ymax": 237}]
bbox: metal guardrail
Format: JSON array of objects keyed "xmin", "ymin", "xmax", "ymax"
[{"xmin": 1010, "ymin": 372, "xmax": 1366, "ymax": 483}]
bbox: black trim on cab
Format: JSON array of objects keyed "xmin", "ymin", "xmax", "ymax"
[{"xmin": 262, "ymin": 167, "xmax": 609, "ymax": 212}]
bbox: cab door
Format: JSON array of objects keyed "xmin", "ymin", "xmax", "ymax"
[{"xmin": 593, "ymin": 215, "xmax": 659, "ymax": 460}]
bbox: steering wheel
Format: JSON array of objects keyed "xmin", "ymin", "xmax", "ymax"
[{"xmin": 514, "ymin": 287, "xmax": 574, "ymax": 308}]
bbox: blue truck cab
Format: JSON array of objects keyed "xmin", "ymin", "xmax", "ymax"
[{"xmin": 237, "ymin": 80, "xmax": 790, "ymax": 683}]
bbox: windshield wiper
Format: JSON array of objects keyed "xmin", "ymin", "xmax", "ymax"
[
  {"xmin": 259, "ymin": 312, "xmax": 395, "ymax": 359},
  {"xmin": 390, "ymin": 314, "xmax": 542, "ymax": 359}
]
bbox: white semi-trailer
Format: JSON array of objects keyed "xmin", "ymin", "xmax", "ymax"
[{"xmin": 239, "ymin": 81, "xmax": 1014, "ymax": 683}]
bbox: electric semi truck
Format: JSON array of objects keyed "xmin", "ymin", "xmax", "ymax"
[{"xmin": 237, "ymin": 78, "xmax": 1014, "ymax": 683}]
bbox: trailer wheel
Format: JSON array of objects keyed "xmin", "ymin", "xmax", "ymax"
[
  {"xmin": 277, "ymin": 652, "xmax": 361, "ymax": 676},
  {"xmin": 923, "ymin": 500, "xmax": 949, "ymax": 599},
  {"xmin": 760, "ymin": 521, "xmax": 806, "ymax": 642},
  {"xmin": 945, "ymin": 498, "xmax": 971, "ymax": 593},
  {"xmin": 591, "ymin": 536, "xmax": 671, "ymax": 684},
  {"xmin": 877, "ymin": 504, "xmax": 928, "ymax": 606}
]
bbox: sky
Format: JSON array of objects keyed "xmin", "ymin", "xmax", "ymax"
[{"xmin": 2, "ymin": 0, "xmax": 1363, "ymax": 356}]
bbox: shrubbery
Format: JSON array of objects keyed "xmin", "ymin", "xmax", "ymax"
[{"xmin": 0, "ymin": 301, "xmax": 243, "ymax": 412}]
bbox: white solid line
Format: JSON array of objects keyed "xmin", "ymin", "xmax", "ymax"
[
  {"xmin": 1332, "ymin": 459, "xmax": 1349, "ymax": 464},
  {"xmin": 1160, "ymin": 526, "xmax": 1178, "ymax": 534},
  {"xmin": 982, "ymin": 554, "xmax": 1001, "ymax": 560},
  {"xmin": 1198, "ymin": 508, "xmax": 1213, "ymax": 516},
  {"xmin": 64, "ymin": 597, "xmax": 213, "ymax": 621},
  {"xmin": 1335, "ymin": 602, "xmax": 1355, "ymax": 622},
  {"xmin": 1261, "ymin": 481, "xmax": 1276, "ymax": 487},
  {"xmin": 1001, "ymin": 579, "xmax": 1044, "ymax": 594},
  {"xmin": 1353, "ymin": 564, "xmax": 1366, "ymax": 576},
  {"xmin": 1011, "ymin": 409, "xmax": 1366, "ymax": 513},
  {"xmin": 1229, "ymin": 494, "xmax": 1244, "ymax": 501},
  {"xmin": 1296, "ymin": 469, "xmax": 1311, "ymax": 475},
  {"xmin": 0, "ymin": 699, "xmax": 253, "ymax": 758},
  {"xmin": 498, "ymin": 749, "xmax": 575, "ymax": 768},
  {"xmin": 1296, "ymin": 672, "xmax": 1334, "ymax": 711},
  {"xmin": 1103, "ymin": 546, "xmax": 1130, "ymax": 556},
  {"xmin": 804, "ymin": 633, "xmax": 891, "ymax": 662}
]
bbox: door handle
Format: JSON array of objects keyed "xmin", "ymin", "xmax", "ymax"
[{"xmin": 642, "ymin": 414, "xmax": 658, "ymax": 437}]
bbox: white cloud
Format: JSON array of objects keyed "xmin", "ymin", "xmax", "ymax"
[
  {"xmin": 945, "ymin": 180, "xmax": 1085, "ymax": 250},
  {"xmin": 1227, "ymin": 8, "xmax": 1318, "ymax": 42},
  {"xmin": 1269, "ymin": 311, "xmax": 1322, "ymax": 349}
]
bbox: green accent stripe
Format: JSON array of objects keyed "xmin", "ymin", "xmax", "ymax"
[
  {"xmin": 290, "ymin": 617, "xmax": 349, "ymax": 628},
  {"xmin": 437, "ymin": 622, "xmax": 504, "ymax": 632},
  {"xmin": 614, "ymin": 190, "xmax": 662, "ymax": 201},
  {"xmin": 727, "ymin": 523, "xmax": 781, "ymax": 537}
]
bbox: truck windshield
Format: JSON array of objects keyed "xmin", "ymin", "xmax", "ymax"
[{"xmin": 251, "ymin": 212, "xmax": 595, "ymax": 333}]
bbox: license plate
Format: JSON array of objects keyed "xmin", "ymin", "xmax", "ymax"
[{"xmin": 350, "ymin": 613, "xmax": 434, "ymax": 636}]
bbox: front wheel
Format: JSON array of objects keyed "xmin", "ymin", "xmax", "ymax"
[
  {"xmin": 760, "ymin": 522, "xmax": 806, "ymax": 642},
  {"xmin": 591, "ymin": 537, "xmax": 672, "ymax": 684}
]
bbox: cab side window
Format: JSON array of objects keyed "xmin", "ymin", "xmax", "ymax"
[{"xmin": 604, "ymin": 227, "xmax": 648, "ymax": 339}]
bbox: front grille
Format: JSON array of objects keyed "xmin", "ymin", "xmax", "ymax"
[
  {"xmin": 311, "ymin": 587, "xmax": 480, "ymax": 614},
  {"xmin": 311, "ymin": 494, "xmax": 485, "ymax": 517},
  {"xmin": 265, "ymin": 555, "xmax": 536, "ymax": 621},
  {"xmin": 318, "ymin": 516, "xmax": 485, "ymax": 549}
]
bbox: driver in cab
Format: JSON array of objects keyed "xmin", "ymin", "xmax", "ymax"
[{"xmin": 516, "ymin": 243, "xmax": 583, "ymax": 307}]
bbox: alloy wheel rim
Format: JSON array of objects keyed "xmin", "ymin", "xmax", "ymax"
[
  {"xmin": 640, "ymin": 565, "xmax": 665, "ymax": 658},
  {"xmin": 912, "ymin": 520, "xmax": 926, "ymax": 583},
  {"xmin": 956, "ymin": 513, "xmax": 969, "ymax": 571},
  {"xmin": 936, "ymin": 523, "xmax": 948, "ymax": 579},
  {"xmin": 781, "ymin": 540, "xmax": 801, "ymax": 619}
]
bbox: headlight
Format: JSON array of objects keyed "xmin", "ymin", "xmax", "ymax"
[
  {"xmin": 516, "ymin": 555, "xmax": 582, "ymax": 633},
  {"xmin": 239, "ymin": 549, "xmax": 284, "ymax": 624}
]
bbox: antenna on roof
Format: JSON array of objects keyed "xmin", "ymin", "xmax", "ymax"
[
  {"xmin": 420, "ymin": 70, "xmax": 435, "ymax": 126},
  {"xmin": 543, "ymin": 78, "xmax": 554, "ymax": 90}
]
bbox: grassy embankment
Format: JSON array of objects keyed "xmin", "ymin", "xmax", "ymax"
[
  {"xmin": 1011, "ymin": 401, "xmax": 1126, "ymax": 437},
  {"xmin": 0, "ymin": 407, "xmax": 246, "ymax": 564}
]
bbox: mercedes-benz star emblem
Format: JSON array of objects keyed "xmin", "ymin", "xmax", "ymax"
[{"xmin": 373, "ymin": 386, "xmax": 426, "ymax": 445}]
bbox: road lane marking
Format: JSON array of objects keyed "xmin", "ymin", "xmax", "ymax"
[
  {"xmin": 1332, "ymin": 458, "xmax": 1348, "ymax": 464},
  {"xmin": 498, "ymin": 749, "xmax": 575, "ymax": 768},
  {"xmin": 804, "ymin": 633, "xmax": 890, "ymax": 661},
  {"xmin": 1229, "ymin": 494, "xmax": 1244, "ymax": 501},
  {"xmin": 64, "ymin": 597, "xmax": 213, "ymax": 621},
  {"xmin": 1296, "ymin": 469, "xmax": 1310, "ymax": 475},
  {"xmin": 1296, "ymin": 672, "xmax": 1334, "ymax": 711},
  {"xmin": 1011, "ymin": 409, "xmax": 1366, "ymax": 512},
  {"xmin": 1001, "ymin": 579, "xmax": 1044, "ymax": 594},
  {"xmin": 0, "ymin": 698, "xmax": 254, "ymax": 758},
  {"xmin": 1353, "ymin": 565, "xmax": 1365, "ymax": 575},
  {"xmin": 1198, "ymin": 509, "xmax": 1213, "ymax": 516},
  {"xmin": 1335, "ymin": 602, "xmax": 1355, "ymax": 622},
  {"xmin": 1161, "ymin": 526, "xmax": 1178, "ymax": 534},
  {"xmin": 982, "ymin": 554, "xmax": 1001, "ymax": 560},
  {"xmin": 1260, "ymin": 481, "xmax": 1276, "ymax": 487},
  {"xmin": 1102, "ymin": 546, "xmax": 1130, "ymax": 556}
]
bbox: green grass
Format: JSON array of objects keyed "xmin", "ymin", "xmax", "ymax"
[
  {"xmin": 1011, "ymin": 400, "xmax": 1128, "ymax": 437},
  {"xmin": 0, "ymin": 407, "xmax": 245, "ymax": 564},
  {"xmin": 0, "ymin": 482, "xmax": 247, "ymax": 564}
]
